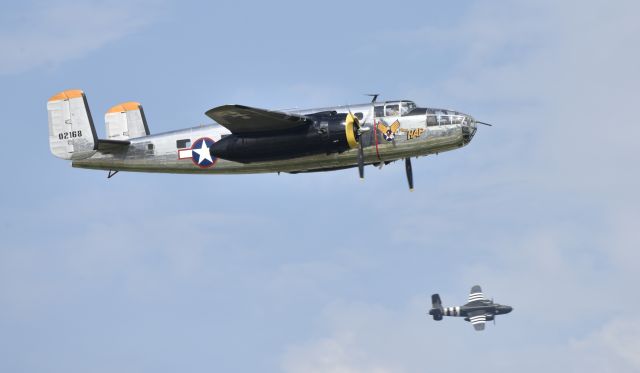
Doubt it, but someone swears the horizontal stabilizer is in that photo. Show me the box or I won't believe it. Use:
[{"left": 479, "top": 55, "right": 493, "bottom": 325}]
[
  {"left": 96, "top": 139, "right": 130, "bottom": 151},
  {"left": 206, "top": 104, "right": 313, "bottom": 134}
]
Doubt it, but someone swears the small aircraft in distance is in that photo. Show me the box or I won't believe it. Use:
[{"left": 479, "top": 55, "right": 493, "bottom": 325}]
[
  {"left": 428, "top": 285, "right": 513, "bottom": 331},
  {"left": 47, "top": 90, "right": 490, "bottom": 189}
]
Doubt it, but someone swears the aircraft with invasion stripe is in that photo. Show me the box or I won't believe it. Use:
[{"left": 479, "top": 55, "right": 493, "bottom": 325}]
[{"left": 428, "top": 285, "right": 513, "bottom": 331}]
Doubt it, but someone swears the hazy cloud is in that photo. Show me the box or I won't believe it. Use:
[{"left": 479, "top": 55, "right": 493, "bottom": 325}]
[{"left": 0, "top": 1, "right": 157, "bottom": 75}]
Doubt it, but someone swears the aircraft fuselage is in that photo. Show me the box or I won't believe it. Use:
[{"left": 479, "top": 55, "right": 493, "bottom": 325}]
[{"left": 71, "top": 100, "right": 478, "bottom": 174}]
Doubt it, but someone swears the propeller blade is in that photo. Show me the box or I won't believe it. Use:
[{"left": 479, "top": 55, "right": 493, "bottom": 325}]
[
  {"left": 347, "top": 108, "right": 366, "bottom": 180},
  {"left": 366, "top": 93, "right": 379, "bottom": 103},
  {"left": 492, "top": 299, "right": 496, "bottom": 325},
  {"left": 405, "top": 158, "right": 414, "bottom": 191},
  {"left": 358, "top": 141, "right": 365, "bottom": 179}
]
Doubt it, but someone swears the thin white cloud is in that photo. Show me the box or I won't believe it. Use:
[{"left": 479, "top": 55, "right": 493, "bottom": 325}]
[
  {"left": 0, "top": 1, "right": 156, "bottom": 75},
  {"left": 570, "top": 317, "right": 640, "bottom": 371},
  {"left": 283, "top": 332, "right": 398, "bottom": 373}
]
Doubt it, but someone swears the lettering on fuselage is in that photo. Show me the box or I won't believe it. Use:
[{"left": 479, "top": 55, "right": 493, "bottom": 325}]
[{"left": 400, "top": 128, "right": 425, "bottom": 140}]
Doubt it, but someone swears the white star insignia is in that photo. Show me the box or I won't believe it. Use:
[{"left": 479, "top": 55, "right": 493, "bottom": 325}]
[{"left": 193, "top": 140, "right": 213, "bottom": 164}]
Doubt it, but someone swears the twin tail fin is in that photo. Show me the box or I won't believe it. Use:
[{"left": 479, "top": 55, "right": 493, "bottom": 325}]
[
  {"left": 47, "top": 90, "right": 99, "bottom": 160},
  {"left": 47, "top": 89, "right": 149, "bottom": 160}
]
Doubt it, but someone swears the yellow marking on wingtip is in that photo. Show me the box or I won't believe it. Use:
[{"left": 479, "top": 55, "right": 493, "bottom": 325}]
[
  {"left": 48, "top": 89, "right": 84, "bottom": 102},
  {"left": 107, "top": 101, "right": 141, "bottom": 114}
]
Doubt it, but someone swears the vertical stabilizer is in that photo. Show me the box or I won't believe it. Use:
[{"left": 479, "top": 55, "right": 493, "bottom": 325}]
[
  {"left": 47, "top": 89, "right": 98, "bottom": 160},
  {"left": 105, "top": 102, "right": 150, "bottom": 140},
  {"left": 430, "top": 294, "right": 444, "bottom": 320}
]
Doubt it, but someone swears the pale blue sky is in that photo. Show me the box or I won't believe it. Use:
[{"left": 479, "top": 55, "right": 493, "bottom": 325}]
[{"left": 1, "top": 0, "right": 639, "bottom": 372}]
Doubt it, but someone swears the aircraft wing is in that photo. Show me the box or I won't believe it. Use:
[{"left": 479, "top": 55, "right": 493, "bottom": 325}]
[
  {"left": 205, "top": 105, "right": 314, "bottom": 134},
  {"left": 468, "top": 285, "right": 485, "bottom": 303},
  {"left": 468, "top": 310, "right": 486, "bottom": 331}
]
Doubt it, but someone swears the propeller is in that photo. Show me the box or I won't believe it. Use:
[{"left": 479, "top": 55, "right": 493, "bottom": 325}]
[
  {"left": 357, "top": 140, "right": 365, "bottom": 179},
  {"left": 346, "top": 109, "right": 369, "bottom": 180},
  {"left": 366, "top": 93, "right": 379, "bottom": 103},
  {"left": 405, "top": 158, "right": 414, "bottom": 191},
  {"left": 492, "top": 298, "right": 496, "bottom": 325}
]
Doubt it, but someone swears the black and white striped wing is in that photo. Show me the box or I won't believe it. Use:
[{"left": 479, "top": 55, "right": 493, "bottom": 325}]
[
  {"left": 468, "top": 311, "right": 486, "bottom": 331},
  {"left": 468, "top": 285, "right": 484, "bottom": 303}
]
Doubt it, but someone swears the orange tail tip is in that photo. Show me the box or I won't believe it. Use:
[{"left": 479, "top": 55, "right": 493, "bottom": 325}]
[
  {"left": 48, "top": 89, "right": 84, "bottom": 102},
  {"left": 105, "top": 101, "right": 149, "bottom": 140},
  {"left": 107, "top": 101, "right": 142, "bottom": 113}
]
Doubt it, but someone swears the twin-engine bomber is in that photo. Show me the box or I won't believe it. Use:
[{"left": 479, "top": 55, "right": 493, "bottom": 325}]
[
  {"left": 47, "top": 90, "right": 490, "bottom": 189},
  {"left": 429, "top": 285, "right": 513, "bottom": 331}
]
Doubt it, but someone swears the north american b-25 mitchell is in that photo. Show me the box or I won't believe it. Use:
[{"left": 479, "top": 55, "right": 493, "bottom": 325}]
[
  {"left": 47, "top": 90, "right": 489, "bottom": 189},
  {"left": 428, "top": 285, "right": 513, "bottom": 331}
]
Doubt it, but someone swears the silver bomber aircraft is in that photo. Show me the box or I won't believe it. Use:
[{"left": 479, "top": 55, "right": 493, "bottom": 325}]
[
  {"left": 428, "top": 285, "right": 513, "bottom": 331},
  {"left": 47, "top": 90, "right": 489, "bottom": 189}
]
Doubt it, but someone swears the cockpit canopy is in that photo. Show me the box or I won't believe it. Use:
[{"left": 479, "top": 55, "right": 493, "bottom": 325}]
[
  {"left": 373, "top": 101, "right": 471, "bottom": 127},
  {"left": 374, "top": 100, "right": 417, "bottom": 117},
  {"left": 424, "top": 108, "right": 469, "bottom": 126}
]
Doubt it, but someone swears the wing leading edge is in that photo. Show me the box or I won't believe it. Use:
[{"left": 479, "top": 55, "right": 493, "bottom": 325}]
[{"left": 206, "top": 105, "right": 314, "bottom": 134}]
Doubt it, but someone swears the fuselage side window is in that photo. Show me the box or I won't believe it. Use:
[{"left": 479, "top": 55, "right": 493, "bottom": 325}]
[
  {"left": 355, "top": 112, "right": 363, "bottom": 120},
  {"left": 176, "top": 139, "right": 191, "bottom": 148},
  {"left": 374, "top": 106, "right": 384, "bottom": 117}
]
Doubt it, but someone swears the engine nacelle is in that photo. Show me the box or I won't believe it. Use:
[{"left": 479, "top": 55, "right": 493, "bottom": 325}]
[{"left": 211, "top": 112, "right": 359, "bottom": 163}]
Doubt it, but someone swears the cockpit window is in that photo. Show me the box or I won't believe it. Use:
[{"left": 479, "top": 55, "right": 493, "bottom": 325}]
[
  {"left": 439, "top": 115, "right": 451, "bottom": 125},
  {"left": 385, "top": 104, "right": 399, "bottom": 116},
  {"left": 426, "top": 115, "right": 438, "bottom": 126},
  {"left": 400, "top": 101, "right": 416, "bottom": 116}
]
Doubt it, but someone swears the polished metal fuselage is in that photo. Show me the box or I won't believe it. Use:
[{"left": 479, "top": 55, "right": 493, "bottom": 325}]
[{"left": 72, "top": 101, "right": 477, "bottom": 174}]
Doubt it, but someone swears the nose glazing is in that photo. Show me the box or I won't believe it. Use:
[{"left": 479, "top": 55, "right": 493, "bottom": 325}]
[{"left": 461, "top": 115, "right": 477, "bottom": 143}]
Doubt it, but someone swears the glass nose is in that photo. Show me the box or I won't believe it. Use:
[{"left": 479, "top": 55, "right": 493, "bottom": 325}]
[
  {"left": 461, "top": 115, "right": 477, "bottom": 143},
  {"left": 465, "top": 115, "right": 476, "bottom": 127}
]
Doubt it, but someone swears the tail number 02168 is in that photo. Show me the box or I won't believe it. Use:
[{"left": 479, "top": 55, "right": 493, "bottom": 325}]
[{"left": 58, "top": 130, "right": 83, "bottom": 140}]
